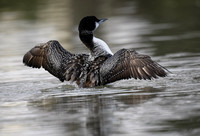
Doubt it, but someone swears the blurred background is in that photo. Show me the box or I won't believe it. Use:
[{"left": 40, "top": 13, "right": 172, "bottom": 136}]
[{"left": 0, "top": 0, "right": 200, "bottom": 136}]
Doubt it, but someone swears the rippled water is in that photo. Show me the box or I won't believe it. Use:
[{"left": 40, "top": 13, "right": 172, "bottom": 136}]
[{"left": 0, "top": 0, "right": 200, "bottom": 136}]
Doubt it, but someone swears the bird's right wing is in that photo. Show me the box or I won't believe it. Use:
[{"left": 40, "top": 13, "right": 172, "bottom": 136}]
[{"left": 99, "top": 49, "right": 168, "bottom": 85}]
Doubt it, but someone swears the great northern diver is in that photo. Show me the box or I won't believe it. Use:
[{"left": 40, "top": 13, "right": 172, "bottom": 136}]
[{"left": 23, "top": 16, "right": 169, "bottom": 87}]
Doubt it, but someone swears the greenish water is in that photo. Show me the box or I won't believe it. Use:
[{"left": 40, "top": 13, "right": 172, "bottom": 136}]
[{"left": 0, "top": 0, "right": 200, "bottom": 136}]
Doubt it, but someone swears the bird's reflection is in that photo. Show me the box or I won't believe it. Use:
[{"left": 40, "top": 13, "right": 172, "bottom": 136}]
[{"left": 29, "top": 86, "right": 164, "bottom": 136}]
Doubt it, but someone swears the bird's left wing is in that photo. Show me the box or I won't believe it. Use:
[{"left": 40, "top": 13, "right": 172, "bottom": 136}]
[
  {"left": 99, "top": 48, "right": 168, "bottom": 85},
  {"left": 23, "top": 40, "right": 89, "bottom": 82}
]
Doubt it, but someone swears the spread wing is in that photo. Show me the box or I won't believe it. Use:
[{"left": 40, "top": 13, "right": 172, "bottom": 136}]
[
  {"left": 23, "top": 40, "right": 89, "bottom": 82},
  {"left": 99, "top": 48, "right": 168, "bottom": 85}
]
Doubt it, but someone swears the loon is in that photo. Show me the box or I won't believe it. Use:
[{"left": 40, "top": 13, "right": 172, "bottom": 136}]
[{"left": 23, "top": 16, "right": 169, "bottom": 88}]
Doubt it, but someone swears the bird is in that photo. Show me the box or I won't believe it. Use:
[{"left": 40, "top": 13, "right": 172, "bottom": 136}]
[{"left": 23, "top": 16, "right": 169, "bottom": 88}]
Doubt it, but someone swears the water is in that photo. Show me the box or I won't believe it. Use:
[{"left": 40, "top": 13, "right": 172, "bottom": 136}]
[{"left": 0, "top": 0, "right": 200, "bottom": 136}]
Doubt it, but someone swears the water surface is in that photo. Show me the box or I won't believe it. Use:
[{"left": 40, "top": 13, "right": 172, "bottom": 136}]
[{"left": 0, "top": 0, "right": 200, "bottom": 136}]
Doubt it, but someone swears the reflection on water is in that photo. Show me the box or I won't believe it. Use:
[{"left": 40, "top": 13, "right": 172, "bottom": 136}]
[
  {"left": 30, "top": 87, "right": 159, "bottom": 136},
  {"left": 0, "top": 0, "right": 200, "bottom": 136},
  {"left": 134, "top": 0, "right": 200, "bottom": 55}
]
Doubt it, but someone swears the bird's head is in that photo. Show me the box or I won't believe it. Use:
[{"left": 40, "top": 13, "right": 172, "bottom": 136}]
[{"left": 78, "top": 16, "right": 107, "bottom": 33}]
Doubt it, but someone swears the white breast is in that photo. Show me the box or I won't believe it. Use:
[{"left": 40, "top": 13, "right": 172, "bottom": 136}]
[{"left": 93, "top": 37, "right": 113, "bottom": 55}]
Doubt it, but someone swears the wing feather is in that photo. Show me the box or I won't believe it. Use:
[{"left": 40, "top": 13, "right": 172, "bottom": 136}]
[
  {"left": 23, "top": 41, "right": 169, "bottom": 87},
  {"left": 23, "top": 40, "right": 88, "bottom": 82},
  {"left": 100, "top": 49, "right": 168, "bottom": 85}
]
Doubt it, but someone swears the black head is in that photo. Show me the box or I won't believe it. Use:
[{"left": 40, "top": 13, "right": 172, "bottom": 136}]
[{"left": 78, "top": 16, "right": 107, "bottom": 32}]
